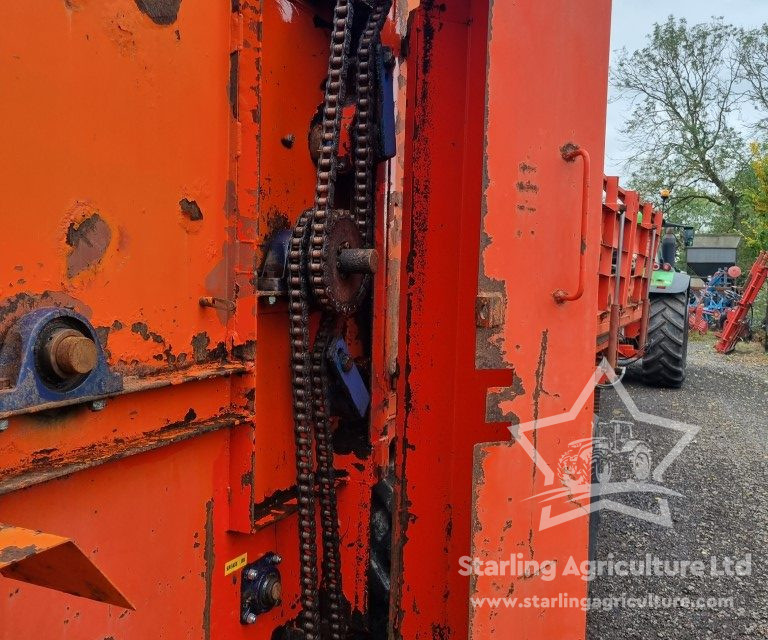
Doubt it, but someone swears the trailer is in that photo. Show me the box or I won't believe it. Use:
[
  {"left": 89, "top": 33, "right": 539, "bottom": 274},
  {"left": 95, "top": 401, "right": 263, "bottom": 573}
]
[
  {"left": 0, "top": 1, "right": 614, "bottom": 638},
  {"left": 596, "top": 181, "right": 691, "bottom": 387}
]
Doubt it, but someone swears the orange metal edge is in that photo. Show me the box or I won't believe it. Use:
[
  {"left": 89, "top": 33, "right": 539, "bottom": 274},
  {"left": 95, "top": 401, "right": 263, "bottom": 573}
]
[{"left": 0, "top": 524, "right": 133, "bottom": 610}]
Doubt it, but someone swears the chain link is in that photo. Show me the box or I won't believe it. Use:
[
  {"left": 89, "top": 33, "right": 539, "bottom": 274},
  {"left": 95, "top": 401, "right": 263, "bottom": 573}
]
[{"left": 287, "top": 1, "right": 391, "bottom": 637}]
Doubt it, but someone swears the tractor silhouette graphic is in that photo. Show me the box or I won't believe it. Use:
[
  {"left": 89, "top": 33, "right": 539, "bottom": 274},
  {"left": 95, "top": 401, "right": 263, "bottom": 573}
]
[{"left": 558, "top": 420, "right": 652, "bottom": 487}]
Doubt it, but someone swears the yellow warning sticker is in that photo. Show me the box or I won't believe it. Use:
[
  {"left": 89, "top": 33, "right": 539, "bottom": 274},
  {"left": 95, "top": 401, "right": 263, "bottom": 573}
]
[{"left": 224, "top": 553, "right": 248, "bottom": 576}]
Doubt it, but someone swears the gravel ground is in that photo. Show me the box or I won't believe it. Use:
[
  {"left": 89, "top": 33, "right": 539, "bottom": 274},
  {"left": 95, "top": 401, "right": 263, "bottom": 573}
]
[{"left": 587, "top": 337, "right": 768, "bottom": 639}]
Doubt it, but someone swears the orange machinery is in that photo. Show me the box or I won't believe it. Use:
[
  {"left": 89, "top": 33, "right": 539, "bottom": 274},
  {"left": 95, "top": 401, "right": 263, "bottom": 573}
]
[
  {"left": 596, "top": 179, "right": 664, "bottom": 368},
  {"left": 0, "top": 1, "right": 612, "bottom": 638}
]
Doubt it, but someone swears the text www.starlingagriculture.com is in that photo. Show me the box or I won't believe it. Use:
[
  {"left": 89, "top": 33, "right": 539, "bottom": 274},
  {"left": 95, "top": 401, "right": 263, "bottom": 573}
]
[{"left": 470, "top": 593, "right": 734, "bottom": 612}]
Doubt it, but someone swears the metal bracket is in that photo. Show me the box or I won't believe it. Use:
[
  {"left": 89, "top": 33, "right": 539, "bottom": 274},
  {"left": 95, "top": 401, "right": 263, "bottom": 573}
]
[
  {"left": 240, "top": 552, "right": 283, "bottom": 624},
  {"left": 256, "top": 229, "right": 293, "bottom": 296},
  {"left": 0, "top": 308, "right": 122, "bottom": 416},
  {"left": 377, "top": 45, "right": 396, "bottom": 160},
  {"left": 327, "top": 336, "right": 370, "bottom": 419},
  {"left": 0, "top": 524, "right": 133, "bottom": 609}
]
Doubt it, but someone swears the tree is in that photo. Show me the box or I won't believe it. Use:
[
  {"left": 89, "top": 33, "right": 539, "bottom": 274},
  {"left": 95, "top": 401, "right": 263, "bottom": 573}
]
[
  {"left": 745, "top": 142, "right": 768, "bottom": 249},
  {"left": 744, "top": 143, "right": 768, "bottom": 337},
  {"left": 613, "top": 17, "right": 749, "bottom": 229},
  {"left": 739, "top": 25, "right": 768, "bottom": 134}
]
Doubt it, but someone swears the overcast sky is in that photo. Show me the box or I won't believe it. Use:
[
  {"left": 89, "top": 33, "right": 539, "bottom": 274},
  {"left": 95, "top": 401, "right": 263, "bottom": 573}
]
[{"left": 605, "top": 0, "right": 768, "bottom": 176}]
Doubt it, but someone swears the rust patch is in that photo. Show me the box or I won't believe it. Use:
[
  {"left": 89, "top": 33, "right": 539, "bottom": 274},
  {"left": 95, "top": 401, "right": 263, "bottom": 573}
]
[
  {"left": 191, "top": 332, "right": 228, "bottom": 365},
  {"left": 180, "top": 198, "right": 203, "bottom": 221},
  {"left": 515, "top": 180, "right": 538, "bottom": 193},
  {"left": 531, "top": 330, "right": 549, "bottom": 483},
  {"left": 484, "top": 378, "right": 524, "bottom": 423},
  {"left": 223, "top": 180, "right": 237, "bottom": 217},
  {"left": 232, "top": 340, "right": 256, "bottom": 361},
  {"left": 134, "top": 0, "right": 182, "bottom": 25},
  {"left": 66, "top": 214, "right": 112, "bottom": 278},
  {"left": 475, "top": 292, "right": 505, "bottom": 328},
  {"left": 243, "top": 388, "right": 255, "bottom": 412},
  {"left": 130, "top": 322, "right": 164, "bottom": 344},
  {"left": 192, "top": 333, "right": 210, "bottom": 362},
  {"left": 0, "top": 545, "right": 38, "bottom": 564},
  {"left": 532, "top": 330, "right": 549, "bottom": 419},
  {"left": 202, "top": 499, "right": 214, "bottom": 640}
]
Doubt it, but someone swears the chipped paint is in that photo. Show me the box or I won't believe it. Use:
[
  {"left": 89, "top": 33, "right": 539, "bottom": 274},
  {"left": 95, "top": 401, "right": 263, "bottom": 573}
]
[
  {"left": 134, "top": 0, "right": 182, "bottom": 26},
  {"left": 66, "top": 214, "right": 112, "bottom": 279},
  {"left": 202, "top": 499, "right": 214, "bottom": 640},
  {"left": 180, "top": 198, "right": 204, "bottom": 221}
]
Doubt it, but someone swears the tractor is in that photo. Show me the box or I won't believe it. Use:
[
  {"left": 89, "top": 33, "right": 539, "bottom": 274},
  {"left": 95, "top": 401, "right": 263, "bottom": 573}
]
[{"left": 642, "top": 222, "right": 694, "bottom": 387}]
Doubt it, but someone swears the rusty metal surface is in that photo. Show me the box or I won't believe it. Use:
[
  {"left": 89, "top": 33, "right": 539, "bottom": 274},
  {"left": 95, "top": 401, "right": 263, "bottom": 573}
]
[
  {"left": 0, "top": 0, "right": 624, "bottom": 638},
  {"left": 392, "top": 1, "right": 613, "bottom": 639},
  {"left": 0, "top": 524, "right": 132, "bottom": 609},
  {"left": 467, "top": 2, "right": 612, "bottom": 636},
  {"left": 0, "top": 0, "right": 404, "bottom": 637}
]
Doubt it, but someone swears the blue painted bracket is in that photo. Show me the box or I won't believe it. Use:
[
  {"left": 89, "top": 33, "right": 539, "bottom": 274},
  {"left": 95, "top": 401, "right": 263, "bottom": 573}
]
[
  {"left": 327, "top": 337, "right": 370, "bottom": 419},
  {"left": 256, "top": 228, "right": 293, "bottom": 294},
  {"left": 377, "top": 45, "right": 396, "bottom": 161},
  {"left": 0, "top": 308, "right": 123, "bottom": 414}
]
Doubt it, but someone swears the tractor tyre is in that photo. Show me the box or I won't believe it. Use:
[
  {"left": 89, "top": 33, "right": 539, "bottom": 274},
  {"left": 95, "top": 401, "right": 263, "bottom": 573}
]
[
  {"left": 642, "top": 290, "right": 689, "bottom": 388},
  {"left": 368, "top": 476, "right": 393, "bottom": 640}
]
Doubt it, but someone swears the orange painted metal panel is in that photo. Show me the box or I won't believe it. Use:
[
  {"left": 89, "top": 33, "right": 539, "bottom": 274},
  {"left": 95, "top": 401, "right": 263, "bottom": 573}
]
[
  {"left": 0, "top": 1, "right": 620, "bottom": 639},
  {"left": 392, "top": 1, "right": 612, "bottom": 639},
  {"left": 0, "top": 0, "right": 405, "bottom": 637},
  {"left": 0, "top": 1, "right": 234, "bottom": 370},
  {"left": 469, "top": 2, "right": 611, "bottom": 637}
]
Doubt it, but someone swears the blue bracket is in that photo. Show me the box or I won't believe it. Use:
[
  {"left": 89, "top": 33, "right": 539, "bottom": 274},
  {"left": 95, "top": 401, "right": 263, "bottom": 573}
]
[
  {"left": 0, "top": 308, "right": 123, "bottom": 415},
  {"left": 240, "top": 552, "right": 282, "bottom": 623},
  {"left": 327, "top": 337, "right": 370, "bottom": 419},
  {"left": 377, "top": 46, "right": 396, "bottom": 161},
  {"left": 256, "top": 228, "right": 293, "bottom": 294}
]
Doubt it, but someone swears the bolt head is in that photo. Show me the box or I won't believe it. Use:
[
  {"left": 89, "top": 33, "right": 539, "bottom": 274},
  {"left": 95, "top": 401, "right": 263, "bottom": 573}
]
[
  {"left": 244, "top": 612, "right": 257, "bottom": 624},
  {"left": 0, "top": 419, "right": 9, "bottom": 432},
  {"left": 90, "top": 399, "right": 107, "bottom": 411},
  {"left": 244, "top": 568, "right": 258, "bottom": 581}
]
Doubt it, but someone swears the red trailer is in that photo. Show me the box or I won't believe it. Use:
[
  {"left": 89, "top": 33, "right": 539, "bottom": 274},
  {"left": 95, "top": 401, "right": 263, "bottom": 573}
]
[{"left": 0, "top": 1, "right": 613, "bottom": 638}]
